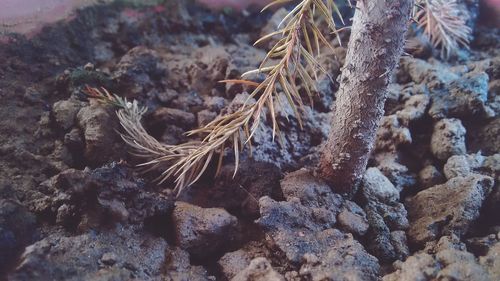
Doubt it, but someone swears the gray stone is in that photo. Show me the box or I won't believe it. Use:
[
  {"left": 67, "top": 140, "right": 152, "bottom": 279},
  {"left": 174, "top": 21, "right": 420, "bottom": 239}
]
[
  {"left": 407, "top": 175, "right": 494, "bottom": 245},
  {"left": 150, "top": 107, "right": 196, "bottom": 129},
  {"left": 9, "top": 226, "right": 169, "bottom": 281},
  {"left": 361, "top": 168, "right": 400, "bottom": 204},
  {"left": 298, "top": 230, "right": 380, "bottom": 281},
  {"left": 375, "top": 115, "right": 412, "bottom": 152},
  {"left": 192, "top": 160, "right": 282, "bottom": 219},
  {"left": 52, "top": 99, "right": 84, "bottom": 130},
  {"left": 364, "top": 201, "right": 409, "bottom": 262},
  {"left": 374, "top": 152, "right": 417, "bottom": 192},
  {"left": 112, "top": 46, "right": 166, "bottom": 97},
  {"left": 218, "top": 241, "right": 269, "bottom": 280},
  {"left": 430, "top": 118, "right": 466, "bottom": 161},
  {"left": 429, "top": 71, "right": 489, "bottom": 119},
  {"left": 0, "top": 200, "right": 37, "bottom": 273},
  {"left": 479, "top": 241, "right": 500, "bottom": 281},
  {"left": 257, "top": 196, "right": 380, "bottom": 279},
  {"left": 76, "top": 105, "right": 116, "bottom": 166},
  {"left": 383, "top": 235, "right": 490, "bottom": 281},
  {"left": 468, "top": 117, "right": 500, "bottom": 155},
  {"left": 172, "top": 202, "right": 239, "bottom": 259},
  {"left": 396, "top": 94, "right": 430, "bottom": 126},
  {"left": 197, "top": 109, "right": 217, "bottom": 127},
  {"left": 444, "top": 153, "right": 500, "bottom": 180},
  {"left": 165, "top": 248, "right": 213, "bottom": 281},
  {"left": 232, "top": 257, "right": 284, "bottom": 281},
  {"left": 26, "top": 164, "right": 174, "bottom": 230},
  {"left": 390, "top": 231, "right": 410, "bottom": 261},
  {"left": 337, "top": 200, "right": 369, "bottom": 236},
  {"left": 280, "top": 169, "right": 343, "bottom": 211},
  {"left": 418, "top": 165, "right": 445, "bottom": 190}
]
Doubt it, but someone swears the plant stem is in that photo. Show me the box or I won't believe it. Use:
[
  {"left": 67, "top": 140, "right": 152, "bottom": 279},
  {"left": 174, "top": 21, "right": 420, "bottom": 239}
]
[{"left": 317, "top": 0, "right": 413, "bottom": 195}]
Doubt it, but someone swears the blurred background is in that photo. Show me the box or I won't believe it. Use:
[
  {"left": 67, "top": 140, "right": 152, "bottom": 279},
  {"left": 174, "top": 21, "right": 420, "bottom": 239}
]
[{"left": 0, "top": 0, "right": 499, "bottom": 36}]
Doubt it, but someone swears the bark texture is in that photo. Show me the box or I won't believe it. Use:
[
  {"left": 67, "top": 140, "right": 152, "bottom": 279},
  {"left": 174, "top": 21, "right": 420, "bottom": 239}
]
[{"left": 317, "top": 0, "right": 413, "bottom": 194}]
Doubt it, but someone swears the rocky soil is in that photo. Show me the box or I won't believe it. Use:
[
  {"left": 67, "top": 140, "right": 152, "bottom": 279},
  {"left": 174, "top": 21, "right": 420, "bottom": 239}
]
[{"left": 0, "top": 1, "right": 499, "bottom": 280}]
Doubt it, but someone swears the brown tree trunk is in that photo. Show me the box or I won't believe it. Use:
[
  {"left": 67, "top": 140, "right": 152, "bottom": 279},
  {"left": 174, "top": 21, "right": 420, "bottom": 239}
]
[{"left": 317, "top": 0, "right": 413, "bottom": 194}]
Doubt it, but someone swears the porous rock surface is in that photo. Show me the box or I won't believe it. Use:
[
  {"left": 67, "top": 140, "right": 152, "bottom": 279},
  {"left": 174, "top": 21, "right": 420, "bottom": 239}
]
[
  {"left": 172, "top": 201, "right": 239, "bottom": 259},
  {"left": 9, "top": 226, "right": 171, "bottom": 281},
  {"left": 383, "top": 235, "right": 497, "bottom": 281},
  {"left": 25, "top": 163, "right": 174, "bottom": 230},
  {"left": 0, "top": 1, "right": 498, "bottom": 280},
  {"left": 360, "top": 168, "right": 410, "bottom": 262},
  {"left": 407, "top": 175, "right": 494, "bottom": 245},
  {"left": 232, "top": 257, "right": 284, "bottom": 281},
  {"left": 257, "top": 170, "right": 380, "bottom": 280},
  {"left": 0, "top": 200, "right": 37, "bottom": 274},
  {"left": 430, "top": 118, "right": 467, "bottom": 161}
]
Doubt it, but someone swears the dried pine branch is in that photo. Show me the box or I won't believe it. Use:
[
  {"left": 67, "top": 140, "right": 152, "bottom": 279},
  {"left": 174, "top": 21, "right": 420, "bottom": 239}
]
[
  {"left": 415, "top": 0, "right": 471, "bottom": 58},
  {"left": 85, "top": 0, "right": 344, "bottom": 195}
]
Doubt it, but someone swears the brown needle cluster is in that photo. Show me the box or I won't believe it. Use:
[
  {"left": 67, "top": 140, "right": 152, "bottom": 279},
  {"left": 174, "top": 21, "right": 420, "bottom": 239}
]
[
  {"left": 85, "top": 0, "right": 344, "bottom": 195},
  {"left": 415, "top": 0, "right": 472, "bottom": 58}
]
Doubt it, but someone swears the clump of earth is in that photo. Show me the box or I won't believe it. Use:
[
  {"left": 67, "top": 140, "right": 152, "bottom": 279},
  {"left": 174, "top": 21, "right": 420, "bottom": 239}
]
[{"left": 0, "top": 1, "right": 499, "bottom": 280}]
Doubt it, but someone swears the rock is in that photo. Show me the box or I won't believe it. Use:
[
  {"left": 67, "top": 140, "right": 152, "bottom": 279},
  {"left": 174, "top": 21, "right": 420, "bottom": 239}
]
[
  {"left": 390, "top": 231, "right": 410, "bottom": 261},
  {"left": 374, "top": 152, "right": 417, "bottom": 192},
  {"left": 150, "top": 107, "right": 196, "bottom": 130},
  {"left": 9, "top": 226, "right": 169, "bottom": 280},
  {"left": 160, "top": 124, "right": 186, "bottom": 145},
  {"left": 418, "top": 165, "right": 445, "bottom": 190},
  {"left": 479, "top": 241, "right": 500, "bottom": 281},
  {"left": 257, "top": 196, "right": 380, "bottom": 278},
  {"left": 191, "top": 160, "right": 282, "bottom": 218},
  {"left": 171, "top": 91, "right": 204, "bottom": 112},
  {"left": 258, "top": 8, "right": 289, "bottom": 49},
  {"left": 364, "top": 201, "right": 409, "bottom": 262},
  {"left": 218, "top": 241, "right": 270, "bottom": 280},
  {"left": 467, "top": 233, "right": 499, "bottom": 256},
  {"left": 52, "top": 99, "right": 84, "bottom": 131},
  {"left": 76, "top": 105, "right": 116, "bottom": 166},
  {"left": 63, "top": 127, "right": 84, "bottom": 154},
  {"left": 429, "top": 71, "right": 489, "bottom": 119},
  {"left": 337, "top": 200, "right": 369, "bottom": 236},
  {"left": 375, "top": 115, "right": 412, "bottom": 152},
  {"left": 112, "top": 46, "right": 166, "bottom": 97},
  {"left": 189, "top": 47, "right": 231, "bottom": 96},
  {"left": 204, "top": 96, "right": 227, "bottom": 113},
  {"left": 165, "top": 248, "right": 214, "bottom": 281},
  {"left": 172, "top": 202, "right": 239, "bottom": 259},
  {"left": 232, "top": 257, "right": 284, "bottom": 281},
  {"left": 156, "top": 88, "right": 178, "bottom": 104},
  {"left": 197, "top": 109, "right": 217, "bottom": 127},
  {"left": 100, "top": 252, "right": 118, "bottom": 266},
  {"left": 430, "top": 118, "right": 466, "bottom": 161},
  {"left": 0, "top": 200, "right": 37, "bottom": 274},
  {"left": 26, "top": 163, "right": 174, "bottom": 231},
  {"left": 444, "top": 153, "right": 500, "bottom": 180},
  {"left": 443, "top": 153, "right": 500, "bottom": 224},
  {"left": 468, "top": 117, "right": 500, "bottom": 155},
  {"left": 298, "top": 230, "right": 380, "bottom": 281},
  {"left": 400, "top": 57, "right": 458, "bottom": 86},
  {"left": 258, "top": 196, "right": 336, "bottom": 264},
  {"left": 396, "top": 94, "right": 430, "bottom": 126},
  {"left": 383, "top": 235, "right": 490, "bottom": 281},
  {"left": 280, "top": 169, "right": 343, "bottom": 212},
  {"left": 407, "top": 175, "right": 494, "bottom": 246},
  {"left": 361, "top": 167, "right": 400, "bottom": 204}
]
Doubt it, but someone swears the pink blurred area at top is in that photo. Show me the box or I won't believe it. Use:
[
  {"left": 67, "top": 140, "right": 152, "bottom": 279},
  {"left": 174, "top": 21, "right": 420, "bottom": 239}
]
[
  {"left": 196, "top": 0, "right": 272, "bottom": 10},
  {"left": 0, "top": 0, "right": 272, "bottom": 36},
  {"left": 0, "top": 0, "right": 94, "bottom": 35},
  {"left": 488, "top": 0, "right": 500, "bottom": 5},
  {"left": 0, "top": 0, "right": 498, "bottom": 38}
]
